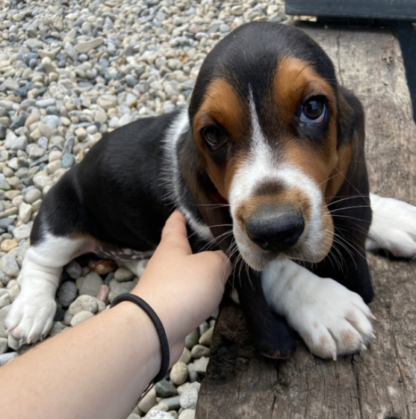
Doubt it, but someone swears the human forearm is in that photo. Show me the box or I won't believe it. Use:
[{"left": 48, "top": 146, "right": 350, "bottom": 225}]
[
  {"left": 0, "top": 211, "right": 230, "bottom": 419},
  {"left": 0, "top": 302, "right": 161, "bottom": 419}
]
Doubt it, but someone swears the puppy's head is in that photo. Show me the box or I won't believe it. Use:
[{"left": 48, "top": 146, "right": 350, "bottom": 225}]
[{"left": 188, "top": 23, "right": 356, "bottom": 271}]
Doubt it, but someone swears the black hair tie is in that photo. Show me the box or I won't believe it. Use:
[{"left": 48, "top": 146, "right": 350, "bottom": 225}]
[{"left": 110, "top": 293, "right": 170, "bottom": 385}]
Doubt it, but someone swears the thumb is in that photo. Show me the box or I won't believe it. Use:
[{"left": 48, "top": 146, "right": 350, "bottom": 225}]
[{"left": 158, "top": 210, "right": 192, "bottom": 255}]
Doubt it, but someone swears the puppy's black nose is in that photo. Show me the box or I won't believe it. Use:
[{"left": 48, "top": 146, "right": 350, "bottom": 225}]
[{"left": 245, "top": 206, "right": 305, "bottom": 252}]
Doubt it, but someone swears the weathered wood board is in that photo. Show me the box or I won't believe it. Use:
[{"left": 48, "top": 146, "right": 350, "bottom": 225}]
[
  {"left": 196, "top": 25, "right": 416, "bottom": 419},
  {"left": 285, "top": 0, "right": 416, "bottom": 21}
]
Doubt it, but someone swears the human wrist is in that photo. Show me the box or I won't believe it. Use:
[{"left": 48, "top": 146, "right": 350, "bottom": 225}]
[
  {"left": 111, "top": 293, "right": 170, "bottom": 381},
  {"left": 128, "top": 287, "right": 186, "bottom": 363},
  {"left": 110, "top": 300, "right": 163, "bottom": 377}
]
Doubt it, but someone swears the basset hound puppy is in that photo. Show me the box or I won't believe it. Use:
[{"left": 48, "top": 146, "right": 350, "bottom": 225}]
[{"left": 5, "top": 22, "right": 416, "bottom": 359}]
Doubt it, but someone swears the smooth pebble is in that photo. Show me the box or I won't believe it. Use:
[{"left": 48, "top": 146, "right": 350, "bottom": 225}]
[
  {"left": 70, "top": 310, "right": 94, "bottom": 326},
  {"left": 170, "top": 362, "right": 188, "bottom": 386},
  {"left": 138, "top": 387, "right": 157, "bottom": 414}
]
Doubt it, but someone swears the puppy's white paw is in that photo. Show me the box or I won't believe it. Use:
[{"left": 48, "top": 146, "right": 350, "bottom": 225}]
[
  {"left": 287, "top": 279, "right": 374, "bottom": 359},
  {"left": 262, "top": 259, "right": 374, "bottom": 360},
  {"left": 5, "top": 292, "right": 56, "bottom": 344},
  {"left": 368, "top": 193, "right": 416, "bottom": 259},
  {"left": 3, "top": 235, "right": 86, "bottom": 345}
]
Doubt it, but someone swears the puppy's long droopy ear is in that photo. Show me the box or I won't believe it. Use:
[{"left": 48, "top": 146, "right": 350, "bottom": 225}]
[
  {"left": 314, "top": 86, "right": 374, "bottom": 303},
  {"left": 178, "top": 130, "right": 234, "bottom": 254},
  {"left": 178, "top": 130, "right": 296, "bottom": 359}
]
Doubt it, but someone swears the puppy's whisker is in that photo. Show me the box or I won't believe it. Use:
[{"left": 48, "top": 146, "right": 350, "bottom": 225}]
[
  {"left": 316, "top": 172, "right": 344, "bottom": 188},
  {"left": 325, "top": 213, "right": 367, "bottom": 223},
  {"left": 186, "top": 230, "right": 204, "bottom": 241},
  {"left": 324, "top": 248, "right": 336, "bottom": 271},
  {"left": 228, "top": 246, "right": 240, "bottom": 266},
  {"left": 334, "top": 225, "right": 370, "bottom": 241},
  {"left": 329, "top": 205, "right": 371, "bottom": 213},
  {"left": 323, "top": 214, "right": 371, "bottom": 236},
  {"left": 238, "top": 257, "right": 245, "bottom": 288},
  {"left": 332, "top": 231, "right": 367, "bottom": 263},
  {"left": 196, "top": 203, "right": 230, "bottom": 208},
  {"left": 186, "top": 223, "right": 233, "bottom": 241},
  {"left": 332, "top": 232, "right": 356, "bottom": 257},
  {"left": 323, "top": 234, "right": 341, "bottom": 269},
  {"left": 333, "top": 167, "right": 369, "bottom": 203},
  {"left": 245, "top": 261, "right": 251, "bottom": 284},
  {"left": 221, "top": 254, "right": 232, "bottom": 284},
  {"left": 247, "top": 266, "right": 255, "bottom": 292},
  {"left": 329, "top": 239, "right": 347, "bottom": 270},
  {"left": 229, "top": 252, "right": 239, "bottom": 289},
  {"left": 227, "top": 246, "right": 238, "bottom": 278},
  {"left": 331, "top": 237, "right": 356, "bottom": 268},
  {"left": 226, "top": 241, "right": 238, "bottom": 259},
  {"left": 199, "top": 230, "right": 234, "bottom": 252},
  {"left": 322, "top": 229, "right": 344, "bottom": 270},
  {"left": 327, "top": 195, "right": 372, "bottom": 207},
  {"left": 230, "top": 249, "right": 242, "bottom": 288}
]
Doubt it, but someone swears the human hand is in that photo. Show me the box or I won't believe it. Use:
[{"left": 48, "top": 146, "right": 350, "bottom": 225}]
[{"left": 131, "top": 210, "right": 231, "bottom": 364}]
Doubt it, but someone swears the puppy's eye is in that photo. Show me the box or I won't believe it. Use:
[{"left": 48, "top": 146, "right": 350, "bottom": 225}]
[
  {"left": 201, "top": 126, "right": 227, "bottom": 150},
  {"left": 300, "top": 98, "right": 326, "bottom": 123}
]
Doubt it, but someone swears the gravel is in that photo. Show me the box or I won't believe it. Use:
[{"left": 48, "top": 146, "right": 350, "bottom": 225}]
[
  {"left": 185, "top": 325, "right": 201, "bottom": 348},
  {"left": 114, "top": 266, "right": 135, "bottom": 282},
  {"left": 198, "top": 326, "right": 213, "bottom": 346},
  {"left": 138, "top": 387, "right": 157, "bottom": 414},
  {"left": 179, "top": 383, "right": 200, "bottom": 410},
  {"left": 156, "top": 379, "right": 178, "bottom": 398},
  {"left": 57, "top": 280, "right": 78, "bottom": 307},
  {"left": 0, "top": 0, "right": 294, "bottom": 416},
  {"left": 70, "top": 310, "right": 94, "bottom": 326},
  {"left": 170, "top": 361, "right": 189, "bottom": 386},
  {"left": 79, "top": 272, "right": 104, "bottom": 296}
]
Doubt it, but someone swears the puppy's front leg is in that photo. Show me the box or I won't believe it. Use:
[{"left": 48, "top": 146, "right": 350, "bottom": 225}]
[
  {"left": 262, "top": 259, "right": 375, "bottom": 359},
  {"left": 233, "top": 268, "right": 296, "bottom": 359},
  {"left": 5, "top": 234, "right": 87, "bottom": 344},
  {"left": 367, "top": 193, "right": 416, "bottom": 258}
]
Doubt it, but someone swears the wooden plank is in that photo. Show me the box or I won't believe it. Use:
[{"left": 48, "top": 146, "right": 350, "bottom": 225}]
[
  {"left": 196, "top": 25, "right": 416, "bottom": 419},
  {"left": 394, "top": 23, "right": 416, "bottom": 125},
  {"left": 285, "top": 0, "right": 416, "bottom": 21}
]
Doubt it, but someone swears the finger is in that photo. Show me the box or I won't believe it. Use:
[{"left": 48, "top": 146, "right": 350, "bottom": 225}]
[
  {"left": 193, "top": 250, "right": 232, "bottom": 286},
  {"left": 159, "top": 210, "right": 192, "bottom": 254},
  {"left": 212, "top": 250, "right": 232, "bottom": 281}
]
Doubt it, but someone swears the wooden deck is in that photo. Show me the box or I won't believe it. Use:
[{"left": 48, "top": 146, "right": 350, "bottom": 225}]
[
  {"left": 196, "top": 24, "right": 416, "bottom": 419},
  {"left": 285, "top": 0, "right": 416, "bottom": 21}
]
